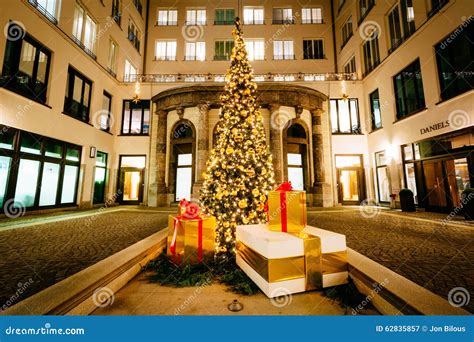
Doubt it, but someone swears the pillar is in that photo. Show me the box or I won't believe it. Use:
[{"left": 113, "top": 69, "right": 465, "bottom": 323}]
[
  {"left": 269, "top": 103, "right": 283, "bottom": 184},
  {"left": 311, "top": 108, "right": 331, "bottom": 207},
  {"left": 155, "top": 108, "right": 168, "bottom": 206},
  {"left": 192, "top": 102, "right": 210, "bottom": 197}
]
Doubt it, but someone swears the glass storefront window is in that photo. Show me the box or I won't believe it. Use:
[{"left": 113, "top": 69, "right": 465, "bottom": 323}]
[
  {"left": 375, "top": 151, "right": 390, "bottom": 203},
  {"left": 39, "top": 162, "right": 60, "bottom": 206},
  {"left": 121, "top": 156, "right": 146, "bottom": 168},
  {"left": 0, "top": 156, "right": 11, "bottom": 207},
  {"left": 94, "top": 151, "right": 108, "bottom": 204},
  {"left": 61, "top": 165, "right": 79, "bottom": 203},
  {"left": 20, "top": 134, "right": 41, "bottom": 155},
  {"left": 44, "top": 140, "right": 63, "bottom": 158},
  {"left": 0, "top": 128, "right": 15, "bottom": 150},
  {"left": 14, "top": 159, "right": 40, "bottom": 207},
  {"left": 404, "top": 163, "right": 418, "bottom": 204},
  {"left": 335, "top": 155, "right": 361, "bottom": 168},
  {"left": 403, "top": 145, "right": 413, "bottom": 161},
  {"left": 66, "top": 147, "right": 80, "bottom": 162}
]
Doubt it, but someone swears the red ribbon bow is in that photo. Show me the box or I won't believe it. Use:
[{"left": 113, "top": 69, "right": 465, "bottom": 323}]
[{"left": 276, "top": 181, "right": 293, "bottom": 192}]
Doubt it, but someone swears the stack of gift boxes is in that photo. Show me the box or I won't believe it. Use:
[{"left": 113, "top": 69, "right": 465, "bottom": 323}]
[
  {"left": 236, "top": 182, "right": 349, "bottom": 298},
  {"left": 166, "top": 184, "right": 348, "bottom": 299}
]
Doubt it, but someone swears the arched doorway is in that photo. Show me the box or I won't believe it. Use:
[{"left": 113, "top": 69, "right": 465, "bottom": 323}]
[
  {"left": 169, "top": 120, "right": 196, "bottom": 201},
  {"left": 283, "top": 121, "right": 310, "bottom": 191}
]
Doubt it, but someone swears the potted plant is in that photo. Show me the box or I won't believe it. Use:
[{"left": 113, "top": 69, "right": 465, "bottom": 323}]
[
  {"left": 399, "top": 189, "right": 416, "bottom": 212},
  {"left": 462, "top": 188, "right": 474, "bottom": 221}
]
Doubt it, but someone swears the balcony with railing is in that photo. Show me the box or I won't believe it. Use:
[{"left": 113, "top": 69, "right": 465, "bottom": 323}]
[
  {"left": 124, "top": 72, "right": 359, "bottom": 83},
  {"left": 71, "top": 36, "right": 96, "bottom": 60}
]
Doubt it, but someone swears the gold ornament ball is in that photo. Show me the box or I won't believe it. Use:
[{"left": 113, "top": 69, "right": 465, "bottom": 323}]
[
  {"left": 252, "top": 188, "right": 260, "bottom": 197},
  {"left": 226, "top": 147, "right": 234, "bottom": 154},
  {"left": 238, "top": 199, "right": 248, "bottom": 209},
  {"left": 242, "top": 216, "right": 249, "bottom": 224},
  {"left": 259, "top": 194, "right": 267, "bottom": 202},
  {"left": 223, "top": 221, "right": 230, "bottom": 228}
]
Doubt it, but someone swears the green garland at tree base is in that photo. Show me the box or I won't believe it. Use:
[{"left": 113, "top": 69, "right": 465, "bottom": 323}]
[{"left": 144, "top": 253, "right": 261, "bottom": 295}]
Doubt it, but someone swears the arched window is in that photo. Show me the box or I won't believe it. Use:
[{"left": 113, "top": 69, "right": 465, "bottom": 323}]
[
  {"left": 284, "top": 121, "right": 309, "bottom": 191},
  {"left": 169, "top": 120, "right": 196, "bottom": 201}
]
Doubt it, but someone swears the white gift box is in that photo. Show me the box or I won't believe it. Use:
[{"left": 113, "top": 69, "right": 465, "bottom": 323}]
[{"left": 236, "top": 224, "right": 348, "bottom": 298}]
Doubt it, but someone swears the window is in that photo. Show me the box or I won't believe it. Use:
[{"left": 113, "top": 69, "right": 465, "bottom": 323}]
[
  {"left": 100, "top": 91, "right": 112, "bottom": 132},
  {"left": 107, "top": 40, "right": 118, "bottom": 76},
  {"left": 427, "top": 0, "right": 449, "bottom": 18},
  {"left": 362, "top": 35, "right": 380, "bottom": 75},
  {"left": 72, "top": 3, "right": 97, "bottom": 58},
  {"left": 28, "top": 0, "right": 60, "bottom": 24},
  {"left": 344, "top": 56, "right": 356, "bottom": 74},
  {"left": 185, "top": 42, "right": 205, "bottom": 61},
  {"left": 111, "top": 0, "right": 121, "bottom": 25},
  {"left": 157, "top": 9, "right": 178, "bottom": 25},
  {"left": 215, "top": 9, "right": 235, "bottom": 25},
  {"left": 330, "top": 99, "right": 361, "bottom": 134},
  {"left": 273, "top": 8, "right": 294, "bottom": 24},
  {"left": 63, "top": 67, "right": 92, "bottom": 123},
  {"left": 287, "top": 154, "right": 304, "bottom": 190},
  {"left": 128, "top": 20, "right": 140, "bottom": 51},
  {"left": 369, "top": 89, "right": 382, "bottom": 130},
  {"left": 245, "top": 39, "right": 265, "bottom": 60},
  {"left": 214, "top": 40, "right": 234, "bottom": 60},
  {"left": 301, "top": 8, "right": 322, "bottom": 24},
  {"left": 243, "top": 7, "right": 264, "bottom": 25},
  {"left": 303, "top": 39, "right": 324, "bottom": 59},
  {"left": 341, "top": 16, "right": 353, "bottom": 48},
  {"left": 133, "top": 0, "right": 142, "bottom": 15},
  {"left": 93, "top": 151, "right": 108, "bottom": 204},
  {"left": 1, "top": 24, "right": 51, "bottom": 103},
  {"left": 387, "top": 1, "right": 415, "bottom": 53},
  {"left": 155, "top": 40, "right": 177, "bottom": 61},
  {"left": 375, "top": 151, "right": 390, "bottom": 202},
  {"left": 393, "top": 59, "right": 425, "bottom": 119},
  {"left": 124, "top": 59, "right": 137, "bottom": 82},
  {"left": 273, "top": 40, "right": 294, "bottom": 60},
  {"left": 402, "top": 144, "right": 419, "bottom": 204},
  {"left": 186, "top": 9, "right": 206, "bottom": 25},
  {"left": 435, "top": 20, "right": 474, "bottom": 101},
  {"left": 121, "top": 100, "right": 150, "bottom": 135},
  {"left": 359, "top": 0, "right": 375, "bottom": 22},
  {"left": 0, "top": 126, "right": 81, "bottom": 211},
  {"left": 175, "top": 153, "right": 193, "bottom": 201}
]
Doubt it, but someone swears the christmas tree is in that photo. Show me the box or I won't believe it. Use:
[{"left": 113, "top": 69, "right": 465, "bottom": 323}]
[{"left": 200, "top": 18, "right": 275, "bottom": 257}]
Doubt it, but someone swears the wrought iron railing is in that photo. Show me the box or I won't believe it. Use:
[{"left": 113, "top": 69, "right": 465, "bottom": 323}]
[{"left": 124, "top": 72, "right": 359, "bottom": 83}]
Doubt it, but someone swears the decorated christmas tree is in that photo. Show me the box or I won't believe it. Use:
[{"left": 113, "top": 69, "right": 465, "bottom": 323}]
[{"left": 200, "top": 18, "right": 275, "bottom": 257}]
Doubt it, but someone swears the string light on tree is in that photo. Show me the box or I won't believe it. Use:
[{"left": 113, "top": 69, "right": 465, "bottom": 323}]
[{"left": 200, "top": 18, "right": 275, "bottom": 257}]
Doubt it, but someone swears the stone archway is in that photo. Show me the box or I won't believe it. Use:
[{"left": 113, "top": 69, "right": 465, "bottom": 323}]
[{"left": 148, "top": 84, "right": 331, "bottom": 207}]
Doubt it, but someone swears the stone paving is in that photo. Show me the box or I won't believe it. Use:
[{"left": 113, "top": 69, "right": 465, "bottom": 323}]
[
  {"left": 307, "top": 208, "right": 474, "bottom": 313},
  {"left": 0, "top": 208, "right": 168, "bottom": 309},
  {"left": 0, "top": 206, "right": 472, "bottom": 313}
]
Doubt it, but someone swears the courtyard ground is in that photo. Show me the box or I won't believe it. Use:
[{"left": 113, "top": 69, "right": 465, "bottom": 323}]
[{"left": 0, "top": 206, "right": 472, "bottom": 313}]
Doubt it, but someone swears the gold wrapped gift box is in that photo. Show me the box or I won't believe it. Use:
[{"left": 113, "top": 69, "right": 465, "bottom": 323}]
[
  {"left": 267, "top": 190, "right": 307, "bottom": 233},
  {"left": 236, "top": 224, "right": 348, "bottom": 298},
  {"left": 167, "top": 214, "right": 216, "bottom": 264}
]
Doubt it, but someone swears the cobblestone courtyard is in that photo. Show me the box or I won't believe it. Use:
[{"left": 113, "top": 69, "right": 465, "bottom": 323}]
[
  {"left": 308, "top": 208, "right": 474, "bottom": 313},
  {"left": 0, "top": 207, "right": 472, "bottom": 313}
]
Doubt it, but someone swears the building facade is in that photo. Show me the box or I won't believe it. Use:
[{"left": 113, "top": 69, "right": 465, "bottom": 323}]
[{"left": 0, "top": 0, "right": 472, "bottom": 214}]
